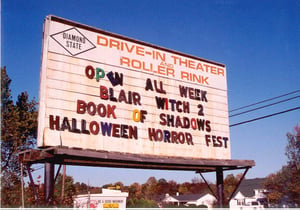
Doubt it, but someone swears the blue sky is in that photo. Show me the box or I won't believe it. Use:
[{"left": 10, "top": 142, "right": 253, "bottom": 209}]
[{"left": 2, "top": 0, "right": 300, "bottom": 186}]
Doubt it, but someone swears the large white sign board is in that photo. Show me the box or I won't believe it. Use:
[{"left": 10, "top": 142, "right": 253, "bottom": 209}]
[{"left": 38, "top": 16, "right": 231, "bottom": 159}]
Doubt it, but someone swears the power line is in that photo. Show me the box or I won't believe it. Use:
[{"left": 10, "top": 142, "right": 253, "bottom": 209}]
[
  {"left": 230, "top": 106, "right": 300, "bottom": 127},
  {"left": 230, "top": 90, "right": 300, "bottom": 113},
  {"left": 229, "top": 95, "right": 300, "bottom": 117}
]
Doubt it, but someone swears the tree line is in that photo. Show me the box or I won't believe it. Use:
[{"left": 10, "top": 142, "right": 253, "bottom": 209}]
[
  {"left": 2, "top": 171, "right": 243, "bottom": 208},
  {"left": 1, "top": 66, "right": 300, "bottom": 207}
]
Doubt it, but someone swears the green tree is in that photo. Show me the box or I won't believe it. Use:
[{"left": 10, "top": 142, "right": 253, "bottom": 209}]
[
  {"left": 264, "top": 125, "right": 300, "bottom": 205},
  {"left": 189, "top": 177, "right": 210, "bottom": 195},
  {"left": 0, "top": 171, "right": 22, "bottom": 207},
  {"left": 1, "top": 67, "right": 38, "bottom": 207},
  {"left": 224, "top": 173, "right": 242, "bottom": 200},
  {"left": 285, "top": 125, "right": 300, "bottom": 204},
  {"left": 264, "top": 166, "right": 291, "bottom": 204},
  {"left": 24, "top": 175, "right": 44, "bottom": 207},
  {"left": 54, "top": 173, "right": 76, "bottom": 207},
  {"left": 285, "top": 125, "right": 300, "bottom": 170},
  {"left": 74, "top": 182, "right": 89, "bottom": 194},
  {"left": 127, "top": 182, "right": 143, "bottom": 200},
  {"left": 167, "top": 180, "right": 179, "bottom": 195},
  {"left": 127, "top": 197, "right": 158, "bottom": 208},
  {"left": 127, "top": 178, "right": 161, "bottom": 208},
  {"left": 178, "top": 182, "right": 190, "bottom": 195},
  {"left": 156, "top": 178, "right": 170, "bottom": 196},
  {"left": 142, "top": 176, "right": 157, "bottom": 200}
]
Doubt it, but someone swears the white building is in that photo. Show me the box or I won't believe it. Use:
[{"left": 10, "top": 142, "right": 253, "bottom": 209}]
[
  {"left": 163, "top": 192, "right": 217, "bottom": 208},
  {"left": 73, "top": 189, "right": 128, "bottom": 209},
  {"left": 230, "top": 178, "right": 267, "bottom": 209}
]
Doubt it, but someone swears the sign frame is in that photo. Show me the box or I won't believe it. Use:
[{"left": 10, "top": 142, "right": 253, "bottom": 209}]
[{"left": 38, "top": 15, "right": 230, "bottom": 160}]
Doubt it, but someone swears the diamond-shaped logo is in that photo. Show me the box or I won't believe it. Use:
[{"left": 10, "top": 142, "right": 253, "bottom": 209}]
[{"left": 51, "top": 27, "right": 96, "bottom": 56}]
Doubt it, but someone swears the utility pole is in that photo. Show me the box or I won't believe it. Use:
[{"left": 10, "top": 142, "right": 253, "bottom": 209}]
[
  {"left": 87, "top": 180, "right": 90, "bottom": 208},
  {"left": 61, "top": 164, "right": 66, "bottom": 202}
]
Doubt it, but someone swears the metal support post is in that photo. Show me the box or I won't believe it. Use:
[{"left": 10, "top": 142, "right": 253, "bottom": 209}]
[
  {"left": 21, "top": 162, "right": 25, "bottom": 208},
  {"left": 61, "top": 164, "right": 66, "bottom": 202},
  {"left": 228, "top": 167, "right": 249, "bottom": 201},
  {"left": 44, "top": 162, "right": 55, "bottom": 206},
  {"left": 197, "top": 171, "right": 217, "bottom": 199},
  {"left": 216, "top": 167, "right": 224, "bottom": 208},
  {"left": 27, "top": 163, "right": 40, "bottom": 206}
]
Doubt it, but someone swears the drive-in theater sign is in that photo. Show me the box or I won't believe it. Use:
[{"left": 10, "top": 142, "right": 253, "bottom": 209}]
[{"left": 38, "top": 15, "right": 230, "bottom": 160}]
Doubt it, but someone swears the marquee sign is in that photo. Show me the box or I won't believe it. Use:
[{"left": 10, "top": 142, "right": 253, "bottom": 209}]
[{"left": 38, "top": 15, "right": 231, "bottom": 159}]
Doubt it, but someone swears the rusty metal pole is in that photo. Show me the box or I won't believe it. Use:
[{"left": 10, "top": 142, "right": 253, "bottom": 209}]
[
  {"left": 21, "top": 162, "right": 25, "bottom": 208},
  {"left": 27, "top": 163, "right": 40, "bottom": 206},
  {"left": 44, "top": 162, "right": 55, "bottom": 206},
  {"left": 61, "top": 164, "right": 66, "bottom": 202},
  {"left": 216, "top": 167, "right": 224, "bottom": 208}
]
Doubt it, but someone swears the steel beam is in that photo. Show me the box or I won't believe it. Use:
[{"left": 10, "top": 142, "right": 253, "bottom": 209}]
[
  {"left": 44, "top": 162, "right": 55, "bottom": 206},
  {"left": 216, "top": 167, "right": 224, "bottom": 207}
]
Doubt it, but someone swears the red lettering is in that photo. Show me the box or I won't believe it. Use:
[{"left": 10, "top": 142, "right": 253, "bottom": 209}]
[
  {"left": 87, "top": 102, "right": 96, "bottom": 116},
  {"left": 85, "top": 65, "right": 95, "bottom": 79},
  {"left": 109, "top": 39, "right": 120, "bottom": 49},
  {"left": 49, "top": 115, "right": 60, "bottom": 130},
  {"left": 112, "top": 124, "right": 120, "bottom": 137},
  {"left": 77, "top": 100, "right": 86, "bottom": 114},
  {"left": 76, "top": 100, "right": 116, "bottom": 118},
  {"left": 217, "top": 68, "right": 224, "bottom": 76},
  {"left": 89, "top": 121, "right": 99, "bottom": 135},
  {"left": 196, "top": 63, "right": 204, "bottom": 71},
  {"left": 97, "top": 35, "right": 108, "bottom": 46},
  {"left": 136, "top": 46, "right": 145, "bottom": 56},
  {"left": 100, "top": 86, "right": 108, "bottom": 100},
  {"left": 107, "top": 105, "right": 116, "bottom": 119},
  {"left": 97, "top": 104, "right": 106, "bottom": 117}
]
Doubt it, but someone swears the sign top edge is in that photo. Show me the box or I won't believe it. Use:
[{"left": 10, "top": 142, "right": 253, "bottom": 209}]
[{"left": 45, "top": 15, "right": 226, "bottom": 68}]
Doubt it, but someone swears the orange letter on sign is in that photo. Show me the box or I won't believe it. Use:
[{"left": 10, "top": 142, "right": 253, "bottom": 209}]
[{"left": 97, "top": 35, "right": 108, "bottom": 46}]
